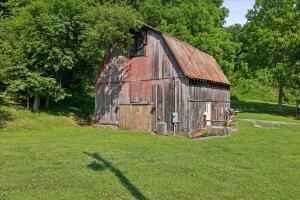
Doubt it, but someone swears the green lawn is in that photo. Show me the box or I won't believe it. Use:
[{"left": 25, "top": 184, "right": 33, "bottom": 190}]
[{"left": 0, "top": 97, "right": 299, "bottom": 199}]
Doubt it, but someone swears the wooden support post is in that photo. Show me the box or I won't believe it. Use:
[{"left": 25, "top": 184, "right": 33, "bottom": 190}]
[
  {"left": 173, "top": 77, "right": 177, "bottom": 136},
  {"left": 155, "top": 84, "right": 158, "bottom": 130}
]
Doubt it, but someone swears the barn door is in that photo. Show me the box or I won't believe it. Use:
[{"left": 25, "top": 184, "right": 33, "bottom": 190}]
[
  {"left": 189, "top": 102, "right": 206, "bottom": 132},
  {"left": 118, "top": 105, "right": 153, "bottom": 131},
  {"left": 204, "top": 102, "right": 212, "bottom": 126}
]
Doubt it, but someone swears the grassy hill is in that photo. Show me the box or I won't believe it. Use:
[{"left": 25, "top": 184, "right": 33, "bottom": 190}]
[{"left": 0, "top": 94, "right": 299, "bottom": 199}]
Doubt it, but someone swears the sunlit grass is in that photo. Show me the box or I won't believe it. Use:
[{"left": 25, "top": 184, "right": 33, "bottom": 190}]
[{"left": 0, "top": 97, "right": 299, "bottom": 199}]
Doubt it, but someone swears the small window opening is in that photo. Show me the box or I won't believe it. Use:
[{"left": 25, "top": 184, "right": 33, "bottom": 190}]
[{"left": 130, "top": 33, "right": 145, "bottom": 57}]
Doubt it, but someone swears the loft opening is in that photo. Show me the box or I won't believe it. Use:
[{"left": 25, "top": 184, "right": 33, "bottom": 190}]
[{"left": 129, "top": 29, "right": 146, "bottom": 57}]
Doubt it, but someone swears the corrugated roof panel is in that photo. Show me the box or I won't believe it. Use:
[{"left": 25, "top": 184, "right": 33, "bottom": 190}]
[{"left": 163, "top": 34, "right": 230, "bottom": 85}]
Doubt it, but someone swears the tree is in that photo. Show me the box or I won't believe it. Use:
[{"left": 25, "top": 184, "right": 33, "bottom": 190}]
[
  {"left": 1, "top": 0, "right": 139, "bottom": 111},
  {"left": 135, "top": 0, "right": 239, "bottom": 75},
  {"left": 0, "top": 13, "right": 14, "bottom": 91},
  {"left": 0, "top": 0, "right": 29, "bottom": 16},
  {"left": 0, "top": 0, "right": 244, "bottom": 111},
  {"left": 242, "top": 0, "right": 300, "bottom": 112},
  {"left": 5, "top": 65, "right": 66, "bottom": 111},
  {"left": 225, "top": 24, "right": 242, "bottom": 43}
]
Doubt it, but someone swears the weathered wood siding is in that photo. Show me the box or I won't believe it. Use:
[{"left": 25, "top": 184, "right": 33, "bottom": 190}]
[
  {"left": 97, "top": 29, "right": 184, "bottom": 83},
  {"left": 95, "top": 29, "right": 189, "bottom": 132},
  {"left": 188, "top": 80, "right": 230, "bottom": 131},
  {"left": 95, "top": 28, "right": 230, "bottom": 133}
]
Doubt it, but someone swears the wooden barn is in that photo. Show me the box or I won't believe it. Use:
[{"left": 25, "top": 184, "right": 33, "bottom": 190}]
[{"left": 95, "top": 25, "right": 231, "bottom": 134}]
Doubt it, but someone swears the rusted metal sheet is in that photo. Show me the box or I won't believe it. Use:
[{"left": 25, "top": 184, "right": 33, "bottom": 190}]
[{"left": 163, "top": 34, "right": 230, "bottom": 85}]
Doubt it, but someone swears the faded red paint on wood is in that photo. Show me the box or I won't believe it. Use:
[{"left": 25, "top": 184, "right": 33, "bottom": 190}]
[{"left": 95, "top": 27, "right": 230, "bottom": 132}]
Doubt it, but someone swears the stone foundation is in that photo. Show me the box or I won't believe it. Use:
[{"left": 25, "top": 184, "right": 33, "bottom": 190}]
[{"left": 207, "top": 126, "right": 235, "bottom": 136}]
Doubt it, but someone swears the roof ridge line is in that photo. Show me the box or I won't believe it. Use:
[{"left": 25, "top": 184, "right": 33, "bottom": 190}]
[
  {"left": 162, "top": 33, "right": 218, "bottom": 63},
  {"left": 138, "top": 21, "right": 217, "bottom": 60},
  {"left": 137, "top": 22, "right": 230, "bottom": 85}
]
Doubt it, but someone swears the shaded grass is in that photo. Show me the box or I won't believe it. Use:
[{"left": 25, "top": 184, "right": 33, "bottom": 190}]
[
  {"left": 231, "top": 96, "right": 298, "bottom": 121},
  {"left": 84, "top": 152, "right": 147, "bottom": 200},
  {"left": 0, "top": 97, "right": 299, "bottom": 199},
  {"left": 42, "top": 92, "right": 94, "bottom": 125},
  {"left": 0, "top": 95, "right": 14, "bottom": 129},
  {"left": 230, "top": 78, "right": 299, "bottom": 105},
  {"left": 0, "top": 109, "right": 13, "bottom": 129}
]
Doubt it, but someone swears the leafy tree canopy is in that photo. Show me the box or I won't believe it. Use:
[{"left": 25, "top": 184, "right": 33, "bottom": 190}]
[
  {"left": 135, "top": 0, "right": 239, "bottom": 75},
  {"left": 0, "top": 0, "right": 139, "bottom": 110},
  {"left": 241, "top": 0, "right": 300, "bottom": 111},
  {"left": 2, "top": 0, "right": 297, "bottom": 113}
]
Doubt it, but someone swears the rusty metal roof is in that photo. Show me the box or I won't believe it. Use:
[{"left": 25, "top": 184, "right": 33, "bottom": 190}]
[
  {"left": 162, "top": 34, "right": 230, "bottom": 85},
  {"left": 96, "top": 23, "right": 230, "bottom": 85}
]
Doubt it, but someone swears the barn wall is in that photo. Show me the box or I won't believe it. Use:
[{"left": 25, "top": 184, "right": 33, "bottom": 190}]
[
  {"left": 95, "top": 29, "right": 189, "bottom": 132},
  {"left": 188, "top": 80, "right": 230, "bottom": 131},
  {"left": 95, "top": 28, "right": 230, "bottom": 133},
  {"left": 96, "top": 29, "right": 184, "bottom": 84},
  {"left": 95, "top": 77, "right": 189, "bottom": 132}
]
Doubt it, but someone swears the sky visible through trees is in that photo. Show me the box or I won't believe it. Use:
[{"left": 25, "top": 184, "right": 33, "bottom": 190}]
[{"left": 223, "top": 0, "right": 255, "bottom": 26}]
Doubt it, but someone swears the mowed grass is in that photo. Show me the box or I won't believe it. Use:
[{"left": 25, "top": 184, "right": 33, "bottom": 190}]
[{"left": 0, "top": 97, "right": 300, "bottom": 199}]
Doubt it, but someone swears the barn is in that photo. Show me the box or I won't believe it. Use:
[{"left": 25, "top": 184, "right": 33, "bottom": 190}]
[{"left": 95, "top": 25, "right": 231, "bottom": 134}]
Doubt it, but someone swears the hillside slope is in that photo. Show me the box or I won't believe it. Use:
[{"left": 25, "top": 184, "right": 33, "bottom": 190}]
[{"left": 0, "top": 96, "right": 299, "bottom": 199}]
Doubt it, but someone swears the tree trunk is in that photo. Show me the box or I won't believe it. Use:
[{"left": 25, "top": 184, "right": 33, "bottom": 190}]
[
  {"left": 59, "top": 70, "right": 62, "bottom": 86},
  {"left": 45, "top": 96, "right": 49, "bottom": 108},
  {"left": 27, "top": 96, "right": 30, "bottom": 110},
  {"left": 278, "top": 86, "right": 283, "bottom": 113},
  {"left": 33, "top": 95, "right": 40, "bottom": 112}
]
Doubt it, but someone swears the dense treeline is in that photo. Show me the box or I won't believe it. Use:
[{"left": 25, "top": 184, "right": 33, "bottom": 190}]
[
  {"left": 0, "top": 0, "right": 299, "bottom": 112},
  {"left": 0, "top": 0, "right": 140, "bottom": 111},
  {"left": 234, "top": 0, "right": 299, "bottom": 112}
]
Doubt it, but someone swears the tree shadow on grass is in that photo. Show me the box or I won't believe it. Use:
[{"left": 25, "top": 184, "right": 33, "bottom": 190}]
[
  {"left": 84, "top": 152, "right": 147, "bottom": 200},
  {"left": 42, "top": 93, "right": 95, "bottom": 126},
  {"left": 0, "top": 109, "right": 13, "bottom": 129},
  {"left": 0, "top": 96, "right": 14, "bottom": 129},
  {"left": 231, "top": 96, "right": 297, "bottom": 118}
]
